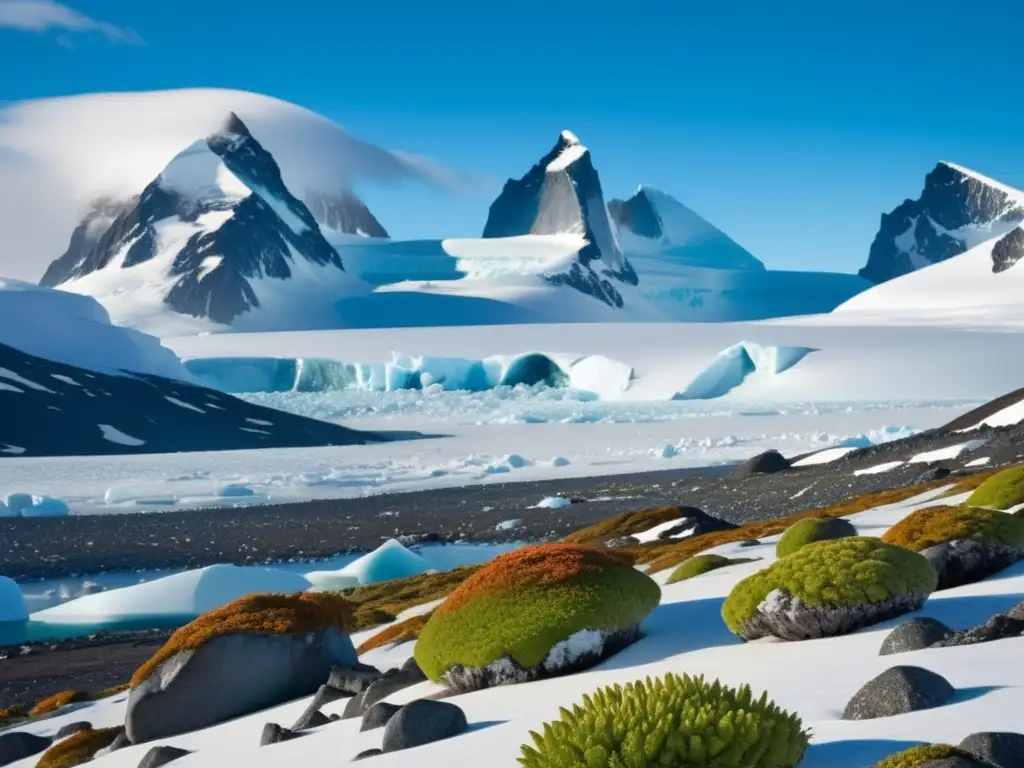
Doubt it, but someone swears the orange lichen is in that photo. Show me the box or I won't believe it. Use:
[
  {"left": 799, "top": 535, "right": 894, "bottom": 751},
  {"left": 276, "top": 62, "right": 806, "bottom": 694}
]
[
  {"left": 36, "top": 727, "right": 122, "bottom": 768},
  {"left": 0, "top": 704, "right": 25, "bottom": 724},
  {"left": 29, "top": 690, "right": 90, "bottom": 717},
  {"left": 356, "top": 611, "right": 434, "bottom": 654},
  {"left": 882, "top": 505, "right": 1024, "bottom": 552},
  {"left": 436, "top": 544, "right": 634, "bottom": 617},
  {"left": 562, "top": 506, "right": 695, "bottom": 545},
  {"left": 343, "top": 565, "right": 482, "bottom": 631},
  {"left": 131, "top": 591, "right": 353, "bottom": 687},
  {"left": 94, "top": 683, "right": 130, "bottom": 699}
]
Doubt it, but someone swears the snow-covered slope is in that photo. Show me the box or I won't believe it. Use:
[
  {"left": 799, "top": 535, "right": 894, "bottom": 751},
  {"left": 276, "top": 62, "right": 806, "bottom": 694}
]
[
  {"left": 482, "top": 131, "right": 638, "bottom": 308},
  {"left": 0, "top": 88, "right": 461, "bottom": 281},
  {"left": 859, "top": 162, "right": 1024, "bottom": 283},
  {"left": 0, "top": 278, "right": 189, "bottom": 380},
  {"left": 836, "top": 225, "right": 1024, "bottom": 323},
  {"left": 609, "top": 186, "right": 765, "bottom": 271},
  {"left": 45, "top": 113, "right": 367, "bottom": 330}
]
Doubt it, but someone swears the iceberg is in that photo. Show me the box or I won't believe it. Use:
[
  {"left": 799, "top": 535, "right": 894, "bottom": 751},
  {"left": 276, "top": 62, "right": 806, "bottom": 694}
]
[
  {"left": 325, "top": 539, "right": 432, "bottom": 586},
  {"left": 0, "top": 576, "right": 28, "bottom": 623}
]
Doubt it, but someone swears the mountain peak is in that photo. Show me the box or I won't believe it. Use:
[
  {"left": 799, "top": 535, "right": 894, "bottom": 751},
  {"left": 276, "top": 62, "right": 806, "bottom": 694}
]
[
  {"left": 559, "top": 129, "right": 580, "bottom": 146},
  {"left": 216, "top": 111, "right": 252, "bottom": 139}
]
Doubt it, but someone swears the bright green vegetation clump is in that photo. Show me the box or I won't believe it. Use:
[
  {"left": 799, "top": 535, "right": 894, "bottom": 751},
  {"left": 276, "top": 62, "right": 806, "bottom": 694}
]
[
  {"left": 874, "top": 743, "right": 966, "bottom": 767},
  {"left": 36, "top": 728, "right": 122, "bottom": 768},
  {"left": 776, "top": 517, "right": 858, "bottom": 558},
  {"left": 518, "top": 673, "right": 808, "bottom": 768},
  {"left": 414, "top": 544, "right": 660, "bottom": 682},
  {"left": 967, "top": 466, "right": 1024, "bottom": 509},
  {"left": 667, "top": 555, "right": 756, "bottom": 584},
  {"left": 881, "top": 505, "right": 1024, "bottom": 552},
  {"left": 722, "top": 537, "right": 937, "bottom": 637}
]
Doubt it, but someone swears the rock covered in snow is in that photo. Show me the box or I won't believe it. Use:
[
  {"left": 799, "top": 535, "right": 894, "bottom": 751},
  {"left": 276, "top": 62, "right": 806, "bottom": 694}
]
[
  {"left": 0, "top": 576, "right": 28, "bottom": 623},
  {"left": 842, "top": 665, "right": 955, "bottom": 720},
  {"left": 860, "top": 162, "right": 1024, "bottom": 283},
  {"left": 482, "top": 130, "right": 638, "bottom": 308},
  {"left": 608, "top": 186, "right": 765, "bottom": 270}
]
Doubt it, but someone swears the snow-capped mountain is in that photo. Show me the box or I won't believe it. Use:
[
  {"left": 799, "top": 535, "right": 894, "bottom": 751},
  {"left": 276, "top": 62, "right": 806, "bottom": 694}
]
[
  {"left": 482, "top": 130, "right": 638, "bottom": 308},
  {"left": 608, "top": 186, "right": 764, "bottom": 271},
  {"left": 42, "top": 113, "right": 367, "bottom": 330},
  {"left": 859, "top": 161, "right": 1024, "bottom": 283}
]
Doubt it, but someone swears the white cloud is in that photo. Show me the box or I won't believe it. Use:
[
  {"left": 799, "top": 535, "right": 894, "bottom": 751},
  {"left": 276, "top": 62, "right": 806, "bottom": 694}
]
[{"left": 0, "top": 0, "right": 142, "bottom": 43}]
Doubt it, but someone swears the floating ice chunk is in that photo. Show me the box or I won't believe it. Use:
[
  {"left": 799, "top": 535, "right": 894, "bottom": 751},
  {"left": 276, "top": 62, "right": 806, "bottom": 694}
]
[
  {"left": 533, "top": 496, "right": 572, "bottom": 509},
  {"left": 4, "top": 493, "right": 33, "bottom": 514},
  {"left": 550, "top": 456, "right": 571, "bottom": 467},
  {"left": 336, "top": 539, "right": 432, "bottom": 585},
  {"left": 504, "top": 454, "right": 532, "bottom": 469},
  {"left": 655, "top": 444, "right": 678, "bottom": 459},
  {"left": 32, "top": 564, "right": 311, "bottom": 624},
  {"left": 20, "top": 496, "right": 70, "bottom": 517},
  {"left": 0, "top": 500, "right": 12, "bottom": 518},
  {"left": 0, "top": 576, "right": 28, "bottom": 622},
  {"left": 217, "top": 484, "right": 256, "bottom": 497},
  {"left": 495, "top": 519, "right": 524, "bottom": 531}
]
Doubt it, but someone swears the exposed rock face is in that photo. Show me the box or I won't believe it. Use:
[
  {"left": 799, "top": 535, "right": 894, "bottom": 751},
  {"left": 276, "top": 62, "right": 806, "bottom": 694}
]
[
  {"left": 0, "top": 732, "right": 51, "bottom": 767},
  {"left": 739, "top": 589, "right": 928, "bottom": 642},
  {"left": 859, "top": 162, "right": 1024, "bottom": 283},
  {"left": 482, "top": 130, "right": 637, "bottom": 308},
  {"left": 842, "top": 665, "right": 955, "bottom": 720},
  {"left": 991, "top": 225, "right": 1024, "bottom": 273},
  {"left": 921, "top": 539, "right": 1020, "bottom": 590},
  {"left": 652, "top": 507, "right": 739, "bottom": 540},
  {"left": 957, "top": 731, "right": 1024, "bottom": 768},
  {"left": 137, "top": 745, "right": 192, "bottom": 768},
  {"left": 0, "top": 340, "right": 381, "bottom": 458},
  {"left": 304, "top": 190, "right": 388, "bottom": 238},
  {"left": 39, "top": 198, "right": 135, "bottom": 288},
  {"left": 40, "top": 113, "right": 354, "bottom": 326},
  {"left": 126, "top": 628, "right": 357, "bottom": 743}
]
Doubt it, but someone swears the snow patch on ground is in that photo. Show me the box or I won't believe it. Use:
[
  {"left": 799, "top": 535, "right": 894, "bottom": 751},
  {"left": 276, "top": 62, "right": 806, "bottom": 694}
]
[
  {"left": 98, "top": 424, "right": 146, "bottom": 447},
  {"left": 853, "top": 461, "right": 905, "bottom": 476},
  {"left": 791, "top": 446, "right": 859, "bottom": 467},
  {"left": 908, "top": 439, "right": 987, "bottom": 464}
]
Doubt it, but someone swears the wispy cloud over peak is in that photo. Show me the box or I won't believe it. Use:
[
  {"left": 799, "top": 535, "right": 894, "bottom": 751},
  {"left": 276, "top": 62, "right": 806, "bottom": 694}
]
[{"left": 0, "top": 0, "right": 143, "bottom": 44}]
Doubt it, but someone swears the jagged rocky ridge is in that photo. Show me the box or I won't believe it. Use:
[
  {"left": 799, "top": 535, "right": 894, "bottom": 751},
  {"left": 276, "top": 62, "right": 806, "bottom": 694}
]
[
  {"left": 482, "top": 130, "right": 638, "bottom": 308},
  {"left": 0, "top": 340, "right": 381, "bottom": 457},
  {"left": 39, "top": 113, "right": 367, "bottom": 325},
  {"left": 304, "top": 190, "right": 388, "bottom": 238},
  {"left": 860, "top": 161, "right": 1024, "bottom": 283}
]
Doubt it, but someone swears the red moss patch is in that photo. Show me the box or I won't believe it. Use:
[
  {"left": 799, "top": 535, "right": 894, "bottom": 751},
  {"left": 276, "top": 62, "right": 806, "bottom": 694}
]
[
  {"left": 437, "top": 544, "right": 634, "bottom": 617},
  {"left": 131, "top": 592, "right": 353, "bottom": 687},
  {"left": 356, "top": 611, "right": 435, "bottom": 654}
]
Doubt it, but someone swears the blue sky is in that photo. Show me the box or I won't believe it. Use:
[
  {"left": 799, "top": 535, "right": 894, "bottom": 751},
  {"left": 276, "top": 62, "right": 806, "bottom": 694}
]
[{"left": 3, "top": 0, "right": 1024, "bottom": 273}]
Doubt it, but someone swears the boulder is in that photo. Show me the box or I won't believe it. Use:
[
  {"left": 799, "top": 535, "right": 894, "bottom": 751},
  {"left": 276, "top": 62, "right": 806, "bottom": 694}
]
[
  {"left": 922, "top": 539, "right": 1021, "bottom": 590},
  {"left": 353, "top": 748, "right": 383, "bottom": 761},
  {"left": 137, "top": 745, "right": 192, "bottom": 768},
  {"left": 126, "top": 594, "right": 356, "bottom": 743},
  {"left": 735, "top": 450, "right": 790, "bottom": 476},
  {"left": 95, "top": 729, "right": 130, "bottom": 758},
  {"left": 843, "top": 666, "right": 955, "bottom": 720},
  {"left": 879, "top": 618, "right": 953, "bottom": 655},
  {"left": 328, "top": 664, "right": 383, "bottom": 695},
  {"left": 55, "top": 721, "right": 93, "bottom": 740},
  {"left": 957, "top": 731, "right": 1024, "bottom": 768},
  {"left": 914, "top": 467, "right": 952, "bottom": 483},
  {"left": 341, "top": 691, "right": 366, "bottom": 720},
  {"left": 381, "top": 699, "right": 468, "bottom": 752},
  {"left": 361, "top": 667, "right": 428, "bottom": 712},
  {"left": 0, "top": 732, "right": 51, "bottom": 767},
  {"left": 361, "top": 702, "right": 401, "bottom": 732},
  {"left": 934, "top": 613, "right": 1024, "bottom": 648},
  {"left": 291, "top": 684, "right": 348, "bottom": 731},
  {"left": 259, "top": 723, "right": 297, "bottom": 746}
]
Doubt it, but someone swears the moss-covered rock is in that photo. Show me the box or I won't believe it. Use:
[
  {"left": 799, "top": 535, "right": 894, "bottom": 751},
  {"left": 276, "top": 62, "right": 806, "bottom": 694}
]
[
  {"left": 882, "top": 505, "right": 1024, "bottom": 552},
  {"left": 722, "top": 537, "right": 937, "bottom": 641},
  {"left": 127, "top": 592, "right": 356, "bottom": 744},
  {"left": 776, "top": 517, "right": 858, "bottom": 558},
  {"left": 667, "top": 554, "right": 756, "bottom": 584},
  {"left": 35, "top": 727, "right": 122, "bottom": 768},
  {"left": 874, "top": 744, "right": 967, "bottom": 767},
  {"left": 518, "top": 673, "right": 807, "bottom": 767},
  {"left": 414, "top": 544, "right": 660, "bottom": 692},
  {"left": 881, "top": 505, "right": 1024, "bottom": 588},
  {"left": 966, "top": 466, "right": 1024, "bottom": 510}
]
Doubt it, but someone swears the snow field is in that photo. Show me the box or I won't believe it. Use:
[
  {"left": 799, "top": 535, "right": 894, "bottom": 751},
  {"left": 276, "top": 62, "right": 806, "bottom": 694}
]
[{"left": 10, "top": 486, "right": 1024, "bottom": 768}]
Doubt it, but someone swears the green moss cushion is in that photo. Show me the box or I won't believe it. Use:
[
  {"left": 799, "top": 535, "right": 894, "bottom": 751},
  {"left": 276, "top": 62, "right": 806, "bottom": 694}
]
[
  {"left": 414, "top": 544, "right": 660, "bottom": 690},
  {"left": 966, "top": 466, "right": 1024, "bottom": 510},
  {"left": 518, "top": 673, "right": 808, "bottom": 768},
  {"left": 873, "top": 743, "right": 966, "bottom": 767},
  {"left": 722, "top": 537, "right": 937, "bottom": 641},
  {"left": 667, "top": 555, "right": 755, "bottom": 584},
  {"left": 881, "top": 505, "right": 1024, "bottom": 552},
  {"left": 776, "top": 517, "right": 858, "bottom": 558}
]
